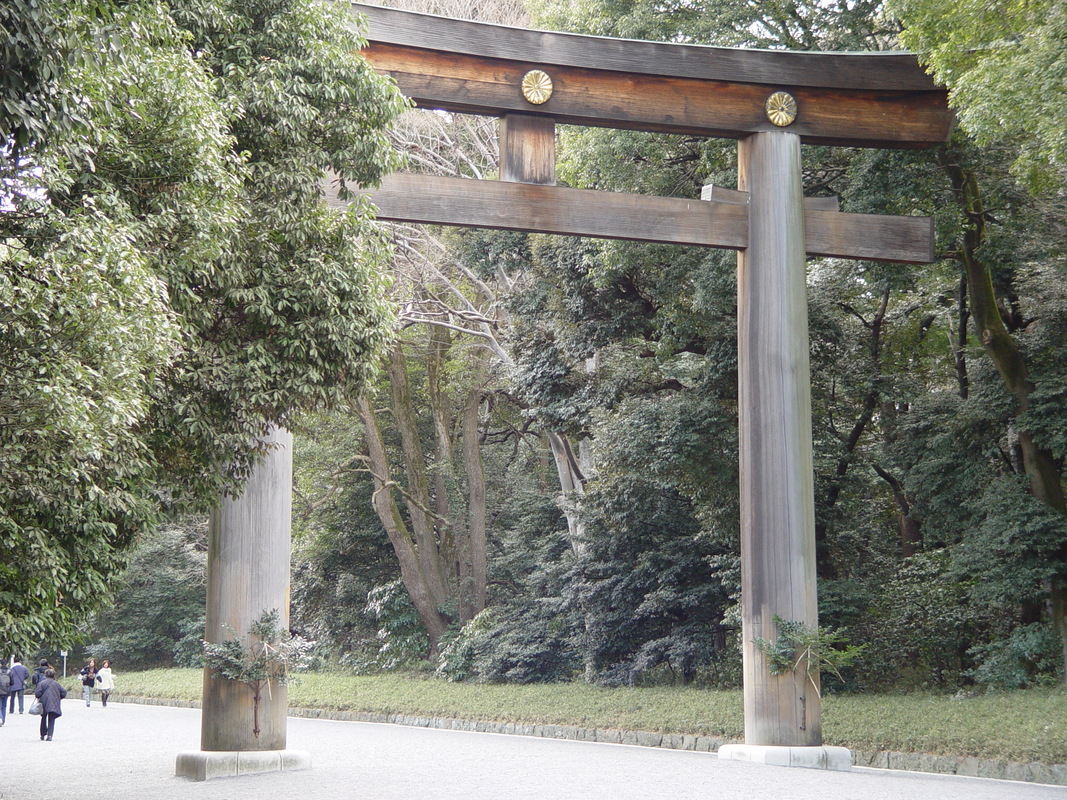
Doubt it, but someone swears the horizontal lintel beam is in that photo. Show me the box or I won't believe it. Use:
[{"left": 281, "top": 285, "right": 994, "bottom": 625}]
[
  {"left": 348, "top": 3, "right": 952, "bottom": 148},
  {"left": 326, "top": 174, "right": 935, "bottom": 264},
  {"left": 329, "top": 173, "right": 748, "bottom": 250},
  {"left": 351, "top": 3, "right": 938, "bottom": 92},
  {"left": 362, "top": 44, "right": 951, "bottom": 149}
]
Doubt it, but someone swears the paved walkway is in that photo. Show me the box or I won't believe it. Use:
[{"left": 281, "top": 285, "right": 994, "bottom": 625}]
[{"left": 1, "top": 700, "right": 1062, "bottom": 800}]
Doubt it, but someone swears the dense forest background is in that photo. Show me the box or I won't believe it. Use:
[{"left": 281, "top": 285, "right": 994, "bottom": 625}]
[{"left": 6, "top": 0, "right": 1066, "bottom": 693}]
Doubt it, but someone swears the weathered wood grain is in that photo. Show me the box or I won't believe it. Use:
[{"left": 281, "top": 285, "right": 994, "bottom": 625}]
[
  {"left": 500, "top": 114, "right": 556, "bottom": 184},
  {"left": 703, "top": 184, "right": 840, "bottom": 212},
  {"left": 806, "top": 208, "right": 933, "bottom": 263},
  {"left": 325, "top": 174, "right": 935, "bottom": 263},
  {"left": 329, "top": 173, "right": 750, "bottom": 249},
  {"left": 736, "top": 131, "right": 821, "bottom": 748},
  {"left": 351, "top": 2, "right": 939, "bottom": 92},
  {"left": 363, "top": 43, "right": 952, "bottom": 148},
  {"left": 202, "top": 427, "right": 293, "bottom": 752}
]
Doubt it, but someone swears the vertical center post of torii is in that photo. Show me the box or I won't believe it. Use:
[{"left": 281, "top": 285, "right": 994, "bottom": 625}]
[{"left": 736, "top": 131, "right": 820, "bottom": 747}]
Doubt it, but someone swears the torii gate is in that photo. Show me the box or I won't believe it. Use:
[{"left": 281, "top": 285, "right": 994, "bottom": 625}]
[
  {"left": 179, "top": 2, "right": 951, "bottom": 780},
  {"left": 339, "top": 2, "right": 951, "bottom": 768}
]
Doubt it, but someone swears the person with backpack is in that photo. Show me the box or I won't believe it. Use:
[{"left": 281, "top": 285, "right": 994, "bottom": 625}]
[
  {"left": 0, "top": 663, "right": 10, "bottom": 726},
  {"left": 8, "top": 657, "right": 30, "bottom": 714},
  {"left": 31, "top": 659, "right": 50, "bottom": 688}
]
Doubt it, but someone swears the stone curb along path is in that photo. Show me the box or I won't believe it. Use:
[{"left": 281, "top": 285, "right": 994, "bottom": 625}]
[{"left": 115, "top": 695, "right": 1067, "bottom": 787}]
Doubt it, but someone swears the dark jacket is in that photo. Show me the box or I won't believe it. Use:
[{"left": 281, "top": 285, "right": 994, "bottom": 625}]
[
  {"left": 31, "top": 665, "right": 48, "bottom": 686},
  {"left": 80, "top": 665, "right": 97, "bottom": 687},
  {"left": 33, "top": 677, "right": 65, "bottom": 716},
  {"left": 9, "top": 663, "right": 29, "bottom": 691}
]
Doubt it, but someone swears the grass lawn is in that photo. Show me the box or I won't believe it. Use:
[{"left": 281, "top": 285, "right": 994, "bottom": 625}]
[{"left": 108, "top": 669, "right": 1067, "bottom": 765}]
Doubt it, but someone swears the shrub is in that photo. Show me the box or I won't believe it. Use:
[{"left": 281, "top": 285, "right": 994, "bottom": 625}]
[
  {"left": 436, "top": 601, "right": 581, "bottom": 683},
  {"left": 346, "top": 580, "right": 430, "bottom": 672},
  {"left": 967, "top": 623, "right": 1061, "bottom": 690}
]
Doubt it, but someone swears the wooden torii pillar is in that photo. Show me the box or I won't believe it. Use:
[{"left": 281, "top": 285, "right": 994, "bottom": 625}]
[
  {"left": 330, "top": 2, "right": 951, "bottom": 769},
  {"left": 175, "top": 427, "right": 312, "bottom": 781}
]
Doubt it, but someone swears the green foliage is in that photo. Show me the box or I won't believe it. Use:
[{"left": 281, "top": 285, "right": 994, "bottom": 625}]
[
  {"left": 753, "top": 616, "right": 866, "bottom": 694},
  {"left": 84, "top": 519, "right": 208, "bottom": 670},
  {"left": 0, "top": 0, "right": 200, "bottom": 654},
  {"left": 0, "top": 220, "right": 174, "bottom": 645},
  {"left": 432, "top": 488, "right": 581, "bottom": 684},
  {"left": 572, "top": 471, "right": 737, "bottom": 686},
  {"left": 145, "top": 0, "right": 407, "bottom": 506},
  {"left": 858, "top": 550, "right": 1006, "bottom": 689},
  {"left": 202, "top": 608, "right": 315, "bottom": 737},
  {"left": 954, "top": 478, "right": 1067, "bottom": 608},
  {"left": 890, "top": 388, "right": 1008, "bottom": 543},
  {"left": 202, "top": 609, "right": 314, "bottom": 686},
  {"left": 892, "top": 0, "right": 1067, "bottom": 190},
  {"left": 529, "top": 0, "right": 897, "bottom": 50},
  {"left": 201, "top": 609, "right": 314, "bottom": 737},
  {"left": 357, "top": 580, "right": 431, "bottom": 672},
  {"left": 967, "top": 623, "right": 1062, "bottom": 691},
  {"left": 0, "top": 0, "right": 91, "bottom": 166},
  {"left": 290, "top": 412, "right": 402, "bottom": 663},
  {"left": 436, "top": 602, "right": 580, "bottom": 684},
  {"left": 886, "top": 378, "right": 1067, "bottom": 671},
  {"left": 0, "top": 0, "right": 404, "bottom": 651},
  {"left": 495, "top": 228, "right": 743, "bottom": 688},
  {"left": 1018, "top": 260, "right": 1067, "bottom": 461}
]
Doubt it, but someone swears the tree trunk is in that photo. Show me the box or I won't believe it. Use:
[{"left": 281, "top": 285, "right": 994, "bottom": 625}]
[
  {"left": 357, "top": 334, "right": 491, "bottom": 655},
  {"left": 816, "top": 284, "right": 890, "bottom": 577},
  {"left": 460, "top": 381, "right": 488, "bottom": 618},
  {"left": 546, "top": 430, "right": 586, "bottom": 547},
  {"left": 943, "top": 154, "right": 1067, "bottom": 679},
  {"left": 427, "top": 326, "right": 455, "bottom": 531},
  {"left": 543, "top": 356, "right": 600, "bottom": 682},
  {"left": 356, "top": 393, "right": 451, "bottom": 652},
  {"left": 955, "top": 275, "right": 970, "bottom": 399},
  {"left": 873, "top": 462, "right": 923, "bottom": 557},
  {"left": 387, "top": 343, "right": 453, "bottom": 609}
]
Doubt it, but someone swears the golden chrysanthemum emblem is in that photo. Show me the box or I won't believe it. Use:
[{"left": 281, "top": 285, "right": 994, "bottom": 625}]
[
  {"left": 765, "top": 91, "right": 798, "bottom": 127},
  {"left": 521, "top": 70, "right": 553, "bottom": 105}
]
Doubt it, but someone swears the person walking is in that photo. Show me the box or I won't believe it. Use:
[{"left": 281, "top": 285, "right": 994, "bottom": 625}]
[
  {"left": 0, "top": 662, "right": 10, "bottom": 726},
  {"left": 8, "top": 657, "right": 30, "bottom": 714},
  {"left": 31, "top": 659, "right": 49, "bottom": 688},
  {"left": 96, "top": 660, "right": 115, "bottom": 708},
  {"left": 79, "top": 658, "right": 98, "bottom": 707},
  {"left": 33, "top": 668, "right": 65, "bottom": 741}
]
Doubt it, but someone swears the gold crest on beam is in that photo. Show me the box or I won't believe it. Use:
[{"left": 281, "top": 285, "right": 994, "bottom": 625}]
[
  {"left": 521, "top": 70, "right": 553, "bottom": 105},
  {"left": 766, "top": 91, "right": 798, "bottom": 127}
]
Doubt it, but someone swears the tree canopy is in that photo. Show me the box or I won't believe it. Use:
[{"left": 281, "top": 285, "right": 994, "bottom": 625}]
[
  {"left": 891, "top": 0, "right": 1067, "bottom": 191},
  {"left": 0, "top": 0, "right": 406, "bottom": 654}
]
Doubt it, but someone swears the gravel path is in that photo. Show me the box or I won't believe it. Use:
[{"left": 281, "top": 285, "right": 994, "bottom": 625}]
[{"left": 0, "top": 700, "right": 1062, "bottom": 800}]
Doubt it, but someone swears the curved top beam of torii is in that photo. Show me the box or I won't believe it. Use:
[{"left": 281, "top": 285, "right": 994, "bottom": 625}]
[
  {"left": 335, "top": 4, "right": 952, "bottom": 264},
  {"left": 352, "top": 2, "right": 952, "bottom": 149}
]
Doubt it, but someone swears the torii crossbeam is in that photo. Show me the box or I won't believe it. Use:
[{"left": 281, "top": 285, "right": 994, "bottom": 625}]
[{"left": 324, "top": 1, "right": 950, "bottom": 766}]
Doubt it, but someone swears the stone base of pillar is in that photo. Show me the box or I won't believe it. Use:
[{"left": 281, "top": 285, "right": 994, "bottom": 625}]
[
  {"left": 717, "top": 744, "right": 851, "bottom": 771},
  {"left": 175, "top": 749, "right": 312, "bottom": 781}
]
